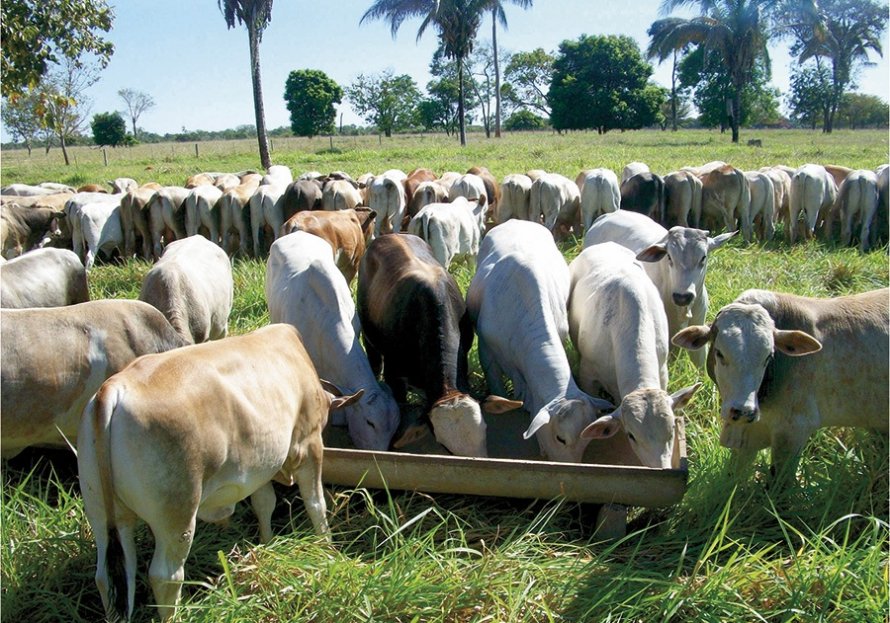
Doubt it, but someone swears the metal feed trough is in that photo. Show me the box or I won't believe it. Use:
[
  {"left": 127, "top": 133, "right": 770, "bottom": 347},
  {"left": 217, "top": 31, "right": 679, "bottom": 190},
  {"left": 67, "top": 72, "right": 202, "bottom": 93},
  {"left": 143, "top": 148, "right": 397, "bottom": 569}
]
[{"left": 322, "top": 407, "right": 688, "bottom": 538}]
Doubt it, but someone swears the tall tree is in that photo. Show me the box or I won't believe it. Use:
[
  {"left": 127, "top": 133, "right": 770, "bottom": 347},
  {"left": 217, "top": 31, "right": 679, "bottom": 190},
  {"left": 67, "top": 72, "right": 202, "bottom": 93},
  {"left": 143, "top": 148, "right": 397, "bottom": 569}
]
[
  {"left": 361, "top": 0, "right": 490, "bottom": 146},
  {"left": 502, "top": 47, "right": 554, "bottom": 117},
  {"left": 0, "top": 0, "right": 114, "bottom": 97},
  {"left": 789, "top": 0, "right": 887, "bottom": 133},
  {"left": 218, "top": 0, "right": 274, "bottom": 170},
  {"left": 483, "top": 0, "right": 533, "bottom": 138},
  {"left": 346, "top": 70, "right": 421, "bottom": 137},
  {"left": 118, "top": 88, "right": 155, "bottom": 139},
  {"left": 786, "top": 58, "right": 834, "bottom": 129}
]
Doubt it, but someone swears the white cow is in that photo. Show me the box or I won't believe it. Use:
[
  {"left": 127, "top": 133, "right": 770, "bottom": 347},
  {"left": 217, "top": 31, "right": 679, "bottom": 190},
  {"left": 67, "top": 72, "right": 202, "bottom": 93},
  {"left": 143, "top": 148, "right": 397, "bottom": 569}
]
[
  {"left": 673, "top": 288, "right": 888, "bottom": 481},
  {"left": 1, "top": 183, "right": 64, "bottom": 197},
  {"left": 448, "top": 173, "right": 488, "bottom": 212},
  {"left": 78, "top": 325, "right": 361, "bottom": 621},
  {"left": 266, "top": 232, "right": 401, "bottom": 451},
  {"left": 408, "top": 179, "right": 449, "bottom": 216},
  {"left": 184, "top": 183, "right": 224, "bottom": 243},
  {"left": 139, "top": 236, "right": 233, "bottom": 344},
  {"left": 744, "top": 170, "right": 776, "bottom": 242},
  {"left": 622, "top": 161, "right": 650, "bottom": 184},
  {"left": 789, "top": 164, "right": 837, "bottom": 243},
  {"left": 467, "top": 220, "right": 613, "bottom": 462},
  {"left": 578, "top": 168, "right": 620, "bottom": 232},
  {"left": 65, "top": 191, "right": 121, "bottom": 262},
  {"left": 530, "top": 173, "right": 581, "bottom": 238},
  {"left": 759, "top": 166, "right": 792, "bottom": 227},
  {"left": 497, "top": 173, "right": 533, "bottom": 224},
  {"left": 568, "top": 243, "right": 699, "bottom": 468},
  {"left": 148, "top": 186, "right": 191, "bottom": 259},
  {"left": 407, "top": 197, "right": 483, "bottom": 270},
  {"left": 322, "top": 178, "right": 363, "bottom": 212},
  {"left": 262, "top": 164, "right": 293, "bottom": 186},
  {"left": 369, "top": 171, "right": 408, "bottom": 236},
  {"left": 77, "top": 200, "right": 125, "bottom": 271},
  {"left": 219, "top": 175, "right": 261, "bottom": 257},
  {"left": 0, "top": 247, "right": 89, "bottom": 308},
  {"left": 832, "top": 169, "right": 879, "bottom": 252},
  {"left": 584, "top": 210, "right": 735, "bottom": 368},
  {"left": 248, "top": 182, "right": 286, "bottom": 257},
  {"left": 110, "top": 178, "right": 139, "bottom": 194}
]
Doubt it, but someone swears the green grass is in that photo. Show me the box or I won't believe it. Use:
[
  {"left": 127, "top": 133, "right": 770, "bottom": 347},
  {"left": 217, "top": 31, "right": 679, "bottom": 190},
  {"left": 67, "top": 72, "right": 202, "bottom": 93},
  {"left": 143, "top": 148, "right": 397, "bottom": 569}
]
[{"left": 1, "top": 129, "right": 888, "bottom": 622}]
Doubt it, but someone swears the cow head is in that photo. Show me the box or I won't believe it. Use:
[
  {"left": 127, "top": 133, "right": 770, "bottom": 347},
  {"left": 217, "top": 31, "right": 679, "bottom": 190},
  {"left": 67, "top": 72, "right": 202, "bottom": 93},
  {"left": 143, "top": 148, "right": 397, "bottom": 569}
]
[
  {"left": 427, "top": 393, "right": 488, "bottom": 457},
  {"left": 341, "top": 383, "right": 401, "bottom": 452},
  {"left": 581, "top": 385, "right": 699, "bottom": 469},
  {"left": 523, "top": 395, "right": 614, "bottom": 463},
  {"left": 637, "top": 227, "right": 735, "bottom": 309},
  {"left": 672, "top": 303, "right": 821, "bottom": 425}
]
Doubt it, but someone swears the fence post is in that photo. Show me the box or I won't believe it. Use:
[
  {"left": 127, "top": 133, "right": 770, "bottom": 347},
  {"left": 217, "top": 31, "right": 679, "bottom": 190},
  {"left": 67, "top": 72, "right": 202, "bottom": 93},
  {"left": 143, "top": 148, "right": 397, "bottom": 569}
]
[
  {"left": 102, "top": 148, "right": 108, "bottom": 166},
  {"left": 195, "top": 143, "right": 199, "bottom": 158}
]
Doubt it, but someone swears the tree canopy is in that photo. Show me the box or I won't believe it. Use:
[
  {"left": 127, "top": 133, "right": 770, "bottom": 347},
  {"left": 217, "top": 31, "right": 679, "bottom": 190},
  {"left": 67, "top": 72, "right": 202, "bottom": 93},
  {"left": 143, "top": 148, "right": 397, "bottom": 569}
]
[
  {"left": 284, "top": 69, "right": 343, "bottom": 137},
  {"left": 91, "top": 111, "right": 128, "bottom": 146},
  {"left": 346, "top": 71, "right": 421, "bottom": 137},
  {"left": 502, "top": 47, "right": 554, "bottom": 118}
]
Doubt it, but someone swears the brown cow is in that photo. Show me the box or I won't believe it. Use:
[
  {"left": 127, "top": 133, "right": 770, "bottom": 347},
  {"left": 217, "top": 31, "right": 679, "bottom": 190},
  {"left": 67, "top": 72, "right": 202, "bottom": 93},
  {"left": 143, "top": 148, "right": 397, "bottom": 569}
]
[
  {"left": 0, "top": 203, "right": 63, "bottom": 258},
  {"left": 280, "top": 208, "right": 376, "bottom": 283},
  {"left": 120, "top": 184, "right": 161, "bottom": 260},
  {"left": 404, "top": 168, "right": 439, "bottom": 218}
]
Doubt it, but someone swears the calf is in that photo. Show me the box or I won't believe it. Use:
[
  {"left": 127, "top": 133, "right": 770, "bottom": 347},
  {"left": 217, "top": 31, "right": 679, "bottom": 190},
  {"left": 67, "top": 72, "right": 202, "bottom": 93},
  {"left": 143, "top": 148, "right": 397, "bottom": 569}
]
[
  {"left": 568, "top": 243, "right": 698, "bottom": 468},
  {"left": 673, "top": 288, "right": 889, "bottom": 481},
  {"left": 584, "top": 210, "right": 735, "bottom": 368},
  {"left": 620, "top": 172, "right": 665, "bottom": 224},
  {"left": 78, "top": 324, "right": 360, "bottom": 621},
  {"left": 1, "top": 300, "right": 186, "bottom": 458},
  {"left": 357, "top": 234, "right": 519, "bottom": 457},
  {"left": 407, "top": 197, "right": 483, "bottom": 270},
  {"left": 467, "top": 220, "right": 613, "bottom": 462},
  {"left": 0, "top": 247, "right": 89, "bottom": 308},
  {"left": 139, "top": 236, "right": 233, "bottom": 344},
  {"left": 266, "top": 232, "right": 400, "bottom": 450},
  {"left": 280, "top": 208, "right": 375, "bottom": 284}
]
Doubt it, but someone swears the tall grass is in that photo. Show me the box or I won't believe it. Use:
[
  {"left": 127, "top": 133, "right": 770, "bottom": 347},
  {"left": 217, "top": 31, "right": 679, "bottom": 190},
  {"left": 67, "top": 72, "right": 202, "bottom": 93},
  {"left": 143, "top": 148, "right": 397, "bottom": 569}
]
[{"left": 1, "top": 130, "right": 887, "bottom": 622}]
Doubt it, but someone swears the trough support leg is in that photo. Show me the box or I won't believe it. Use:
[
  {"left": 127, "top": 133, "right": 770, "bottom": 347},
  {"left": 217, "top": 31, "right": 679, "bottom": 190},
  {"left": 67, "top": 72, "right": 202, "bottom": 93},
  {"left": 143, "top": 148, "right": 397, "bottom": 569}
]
[{"left": 594, "top": 503, "right": 627, "bottom": 541}]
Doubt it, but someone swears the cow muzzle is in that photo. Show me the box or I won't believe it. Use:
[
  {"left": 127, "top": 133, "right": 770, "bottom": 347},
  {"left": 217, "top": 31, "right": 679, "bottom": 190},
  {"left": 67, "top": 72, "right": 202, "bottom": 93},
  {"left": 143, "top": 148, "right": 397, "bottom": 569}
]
[
  {"left": 727, "top": 406, "right": 759, "bottom": 423},
  {"left": 672, "top": 292, "right": 695, "bottom": 307}
]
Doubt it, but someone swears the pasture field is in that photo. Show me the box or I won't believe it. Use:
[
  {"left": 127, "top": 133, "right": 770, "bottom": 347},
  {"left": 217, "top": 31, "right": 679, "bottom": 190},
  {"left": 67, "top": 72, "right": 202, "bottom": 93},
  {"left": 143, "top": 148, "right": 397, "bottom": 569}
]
[{"left": 1, "top": 130, "right": 888, "bottom": 622}]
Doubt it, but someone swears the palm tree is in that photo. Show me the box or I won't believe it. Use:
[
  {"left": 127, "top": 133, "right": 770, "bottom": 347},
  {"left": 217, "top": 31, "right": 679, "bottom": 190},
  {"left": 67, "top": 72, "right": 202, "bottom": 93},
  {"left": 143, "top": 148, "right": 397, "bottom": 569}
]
[
  {"left": 485, "top": 0, "right": 533, "bottom": 138},
  {"left": 646, "top": 17, "right": 692, "bottom": 131},
  {"left": 361, "top": 0, "right": 490, "bottom": 146},
  {"left": 651, "top": 0, "right": 775, "bottom": 143},
  {"left": 218, "top": 0, "right": 273, "bottom": 170}
]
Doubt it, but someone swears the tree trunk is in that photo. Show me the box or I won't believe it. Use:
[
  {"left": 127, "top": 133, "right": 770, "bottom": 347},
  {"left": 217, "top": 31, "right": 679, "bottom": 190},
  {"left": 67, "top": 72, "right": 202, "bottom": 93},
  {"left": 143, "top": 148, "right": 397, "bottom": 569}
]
[
  {"left": 248, "top": 26, "right": 272, "bottom": 170},
  {"left": 59, "top": 131, "right": 70, "bottom": 166},
  {"left": 671, "top": 50, "right": 678, "bottom": 131},
  {"left": 458, "top": 58, "right": 467, "bottom": 146},
  {"left": 492, "top": 10, "right": 501, "bottom": 138},
  {"left": 730, "top": 90, "right": 740, "bottom": 144},
  {"left": 131, "top": 117, "right": 138, "bottom": 138}
]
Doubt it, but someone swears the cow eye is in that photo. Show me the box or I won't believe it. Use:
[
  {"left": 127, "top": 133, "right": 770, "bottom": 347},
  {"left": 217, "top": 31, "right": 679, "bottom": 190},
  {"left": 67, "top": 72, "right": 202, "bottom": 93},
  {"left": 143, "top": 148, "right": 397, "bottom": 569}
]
[
  {"left": 627, "top": 432, "right": 637, "bottom": 443},
  {"left": 366, "top": 419, "right": 377, "bottom": 430},
  {"left": 715, "top": 349, "right": 725, "bottom": 362},
  {"left": 699, "top": 256, "right": 707, "bottom": 267},
  {"left": 666, "top": 255, "right": 674, "bottom": 266},
  {"left": 556, "top": 435, "right": 567, "bottom": 445}
]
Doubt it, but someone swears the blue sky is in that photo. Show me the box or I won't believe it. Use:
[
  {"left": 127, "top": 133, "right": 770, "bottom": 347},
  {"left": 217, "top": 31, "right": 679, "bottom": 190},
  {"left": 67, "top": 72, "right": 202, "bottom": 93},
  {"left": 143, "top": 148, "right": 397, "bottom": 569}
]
[{"left": 7, "top": 0, "right": 890, "bottom": 137}]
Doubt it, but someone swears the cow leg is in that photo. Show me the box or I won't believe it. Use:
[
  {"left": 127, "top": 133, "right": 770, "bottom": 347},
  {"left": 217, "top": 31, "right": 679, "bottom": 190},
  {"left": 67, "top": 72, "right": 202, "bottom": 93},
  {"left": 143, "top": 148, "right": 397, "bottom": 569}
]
[
  {"left": 148, "top": 515, "right": 196, "bottom": 622},
  {"left": 478, "top": 338, "right": 508, "bottom": 398},
  {"left": 296, "top": 437, "right": 330, "bottom": 538},
  {"left": 769, "top": 424, "right": 812, "bottom": 485},
  {"left": 727, "top": 447, "right": 759, "bottom": 480},
  {"left": 250, "top": 481, "right": 277, "bottom": 544}
]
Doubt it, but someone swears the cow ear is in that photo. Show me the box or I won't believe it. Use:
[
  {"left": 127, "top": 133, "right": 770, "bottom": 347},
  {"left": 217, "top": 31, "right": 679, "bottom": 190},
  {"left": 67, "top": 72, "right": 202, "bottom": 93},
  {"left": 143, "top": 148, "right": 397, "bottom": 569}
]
[
  {"left": 393, "top": 423, "right": 430, "bottom": 449},
  {"left": 669, "top": 383, "right": 702, "bottom": 411},
  {"left": 330, "top": 389, "right": 364, "bottom": 411},
  {"left": 636, "top": 243, "right": 667, "bottom": 262},
  {"left": 319, "top": 379, "right": 343, "bottom": 396},
  {"left": 672, "top": 325, "right": 711, "bottom": 350},
  {"left": 523, "top": 408, "right": 551, "bottom": 440},
  {"left": 709, "top": 231, "right": 737, "bottom": 250},
  {"left": 773, "top": 329, "right": 822, "bottom": 356},
  {"left": 482, "top": 395, "right": 523, "bottom": 414},
  {"left": 581, "top": 412, "right": 621, "bottom": 439}
]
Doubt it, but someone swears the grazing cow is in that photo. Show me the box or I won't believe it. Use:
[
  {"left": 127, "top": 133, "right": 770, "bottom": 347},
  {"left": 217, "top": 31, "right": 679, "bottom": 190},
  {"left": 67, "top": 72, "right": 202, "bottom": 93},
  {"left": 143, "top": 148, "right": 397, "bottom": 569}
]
[
  {"left": 147, "top": 186, "right": 190, "bottom": 259},
  {"left": 65, "top": 192, "right": 122, "bottom": 261},
  {"left": 357, "top": 234, "right": 520, "bottom": 457},
  {"left": 119, "top": 184, "right": 161, "bottom": 260},
  {"left": 404, "top": 168, "right": 439, "bottom": 217},
  {"left": 1, "top": 299, "right": 186, "bottom": 458},
  {"left": 213, "top": 173, "right": 242, "bottom": 192},
  {"left": 673, "top": 288, "right": 889, "bottom": 481},
  {"left": 282, "top": 178, "right": 323, "bottom": 220},
  {"left": 263, "top": 164, "right": 293, "bottom": 186},
  {"left": 830, "top": 169, "right": 879, "bottom": 252},
  {"left": 248, "top": 183, "right": 287, "bottom": 257},
  {"left": 789, "top": 164, "right": 838, "bottom": 244},
  {"left": 530, "top": 173, "right": 581, "bottom": 239},
  {"left": 759, "top": 166, "right": 792, "bottom": 229},
  {"left": 497, "top": 173, "right": 533, "bottom": 224},
  {"left": 110, "top": 178, "right": 138, "bottom": 194},
  {"left": 467, "top": 221, "right": 613, "bottom": 462},
  {"left": 409, "top": 180, "right": 449, "bottom": 218},
  {"left": 78, "top": 325, "right": 360, "bottom": 622},
  {"left": 622, "top": 162, "right": 650, "bottom": 184},
  {"left": 0, "top": 204, "right": 63, "bottom": 258},
  {"left": 407, "top": 197, "right": 483, "bottom": 270},
  {"left": 663, "top": 170, "right": 703, "bottom": 228},
  {"left": 568, "top": 243, "right": 699, "bottom": 468},
  {"left": 219, "top": 176, "right": 261, "bottom": 257},
  {"left": 184, "top": 183, "right": 224, "bottom": 244},
  {"left": 578, "top": 168, "right": 620, "bottom": 232},
  {"left": 369, "top": 171, "right": 409, "bottom": 237},
  {"left": 620, "top": 172, "right": 665, "bottom": 224},
  {"left": 185, "top": 173, "right": 215, "bottom": 189},
  {"left": 467, "top": 166, "right": 500, "bottom": 216},
  {"left": 1, "top": 183, "right": 64, "bottom": 197},
  {"left": 139, "top": 236, "right": 233, "bottom": 344},
  {"left": 692, "top": 164, "right": 750, "bottom": 239},
  {"left": 266, "top": 232, "right": 401, "bottom": 450},
  {"left": 0, "top": 248, "right": 89, "bottom": 308},
  {"left": 823, "top": 164, "right": 852, "bottom": 188},
  {"left": 280, "top": 208, "right": 375, "bottom": 284},
  {"left": 78, "top": 183, "right": 109, "bottom": 194},
  {"left": 744, "top": 170, "right": 776, "bottom": 242},
  {"left": 875, "top": 164, "right": 889, "bottom": 246},
  {"left": 322, "top": 178, "right": 363, "bottom": 212},
  {"left": 76, "top": 200, "right": 125, "bottom": 270},
  {"left": 584, "top": 210, "right": 735, "bottom": 368},
  {"left": 448, "top": 173, "right": 488, "bottom": 216}
]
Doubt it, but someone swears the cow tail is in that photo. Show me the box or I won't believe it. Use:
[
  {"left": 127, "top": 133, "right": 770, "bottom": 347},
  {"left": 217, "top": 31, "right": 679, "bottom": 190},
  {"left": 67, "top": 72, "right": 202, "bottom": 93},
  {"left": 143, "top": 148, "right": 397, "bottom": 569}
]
[{"left": 90, "top": 385, "right": 130, "bottom": 621}]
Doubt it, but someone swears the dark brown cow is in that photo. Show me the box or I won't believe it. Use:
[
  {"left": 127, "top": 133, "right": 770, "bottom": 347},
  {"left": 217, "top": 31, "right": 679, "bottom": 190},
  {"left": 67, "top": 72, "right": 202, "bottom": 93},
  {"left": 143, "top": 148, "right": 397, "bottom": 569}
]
[
  {"left": 620, "top": 172, "right": 665, "bottom": 224},
  {"left": 281, "top": 179, "right": 323, "bottom": 220}
]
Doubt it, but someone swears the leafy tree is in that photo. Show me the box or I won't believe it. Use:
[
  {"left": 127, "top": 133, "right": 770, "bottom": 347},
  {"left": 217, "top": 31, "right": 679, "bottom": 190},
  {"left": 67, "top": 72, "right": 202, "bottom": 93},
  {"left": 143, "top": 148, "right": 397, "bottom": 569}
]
[
  {"left": 0, "top": 0, "right": 114, "bottom": 97},
  {"left": 467, "top": 42, "right": 496, "bottom": 137},
  {"left": 118, "top": 88, "right": 155, "bottom": 138},
  {"left": 787, "top": 0, "right": 887, "bottom": 133},
  {"left": 91, "top": 111, "right": 127, "bottom": 146},
  {"left": 346, "top": 70, "right": 421, "bottom": 137},
  {"left": 787, "top": 58, "right": 834, "bottom": 129},
  {"left": 217, "top": 0, "right": 274, "bottom": 170},
  {"left": 283, "top": 69, "right": 342, "bottom": 137},
  {"left": 418, "top": 49, "right": 470, "bottom": 136},
  {"left": 1, "top": 90, "right": 47, "bottom": 155},
  {"left": 504, "top": 109, "right": 546, "bottom": 130},
  {"left": 548, "top": 34, "right": 664, "bottom": 133},
  {"left": 646, "top": 17, "right": 696, "bottom": 131},
  {"left": 836, "top": 92, "right": 889, "bottom": 128},
  {"left": 502, "top": 47, "right": 554, "bottom": 117},
  {"left": 361, "top": 0, "right": 491, "bottom": 146},
  {"left": 38, "top": 58, "right": 100, "bottom": 165},
  {"left": 482, "top": 0, "right": 533, "bottom": 137}
]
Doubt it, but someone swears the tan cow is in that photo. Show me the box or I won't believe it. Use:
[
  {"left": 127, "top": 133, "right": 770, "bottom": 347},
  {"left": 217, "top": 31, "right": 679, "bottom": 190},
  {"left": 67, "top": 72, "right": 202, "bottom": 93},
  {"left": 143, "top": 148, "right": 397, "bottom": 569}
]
[
  {"left": 280, "top": 208, "right": 376, "bottom": 284},
  {"left": 694, "top": 164, "right": 751, "bottom": 240},
  {"left": 663, "top": 170, "right": 702, "bottom": 228},
  {"left": 1, "top": 300, "right": 186, "bottom": 458},
  {"left": 829, "top": 169, "right": 880, "bottom": 252},
  {"left": 404, "top": 168, "right": 439, "bottom": 218},
  {"left": 219, "top": 175, "right": 261, "bottom": 257},
  {"left": 78, "top": 324, "right": 361, "bottom": 621},
  {"left": 744, "top": 170, "right": 776, "bottom": 242},
  {"left": 119, "top": 184, "right": 161, "bottom": 260}
]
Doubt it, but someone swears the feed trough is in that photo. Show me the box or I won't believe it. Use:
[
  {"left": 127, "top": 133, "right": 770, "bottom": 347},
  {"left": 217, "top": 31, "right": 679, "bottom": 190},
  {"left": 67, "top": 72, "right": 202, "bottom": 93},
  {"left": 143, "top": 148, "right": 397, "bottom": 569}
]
[{"left": 322, "top": 407, "right": 688, "bottom": 538}]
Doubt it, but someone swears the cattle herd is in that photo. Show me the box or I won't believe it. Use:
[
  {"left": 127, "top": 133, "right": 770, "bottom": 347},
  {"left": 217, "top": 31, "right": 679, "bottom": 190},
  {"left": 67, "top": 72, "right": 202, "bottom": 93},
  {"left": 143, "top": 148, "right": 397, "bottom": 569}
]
[{"left": 1, "top": 159, "right": 888, "bottom": 621}]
